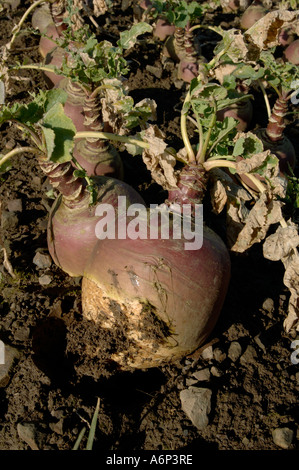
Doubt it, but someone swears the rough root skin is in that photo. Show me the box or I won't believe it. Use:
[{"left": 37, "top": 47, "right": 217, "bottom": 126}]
[
  {"left": 266, "top": 95, "right": 288, "bottom": 142},
  {"left": 39, "top": 159, "right": 88, "bottom": 206},
  {"left": 167, "top": 164, "right": 208, "bottom": 208},
  {"left": 81, "top": 277, "right": 181, "bottom": 370}
]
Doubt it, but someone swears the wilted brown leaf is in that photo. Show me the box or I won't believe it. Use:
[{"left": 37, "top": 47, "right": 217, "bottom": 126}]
[
  {"left": 263, "top": 221, "right": 299, "bottom": 332},
  {"left": 263, "top": 222, "right": 299, "bottom": 262},
  {"left": 209, "top": 168, "right": 251, "bottom": 214},
  {"left": 230, "top": 191, "right": 283, "bottom": 252},
  {"left": 93, "top": 0, "right": 108, "bottom": 16},
  {"left": 142, "top": 125, "right": 177, "bottom": 190},
  {"left": 245, "top": 10, "right": 299, "bottom": 50},
  {"left": 282, "top": 252, "right": 299, "bottom": 333}
]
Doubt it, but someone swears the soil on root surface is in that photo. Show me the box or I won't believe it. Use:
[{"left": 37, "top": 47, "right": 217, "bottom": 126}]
[{"left": 0, "top": 0, "right": 298, "bottom": 453}]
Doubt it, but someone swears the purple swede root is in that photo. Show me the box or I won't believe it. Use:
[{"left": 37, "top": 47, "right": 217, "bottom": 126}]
[
  {"left": 284, "top": 39, "right": 299, "bottom": 65},
  {"left": 153, "top": 18, "right": 175, "bottom": 41},
  {"left": 81, "top": 164, "right": 231, "bottom": 369},
  {"left": 221, "top": 0, "right": 252, "bottom": 13},
  {"left": 56, "top": 81, "right": 124, "bottom": 178},
  {"left": 240, "top": 0, "right": 267, "bottom": 31},
  {"left": 240, "top": 94, "right": 296, "bottom": 191},
  {"left": 255, "top": 95, "right": 296, "bottom": 174},
  {"left": 32, "top": 2, "right": 67, "bottom": 87},
  {"left": 217, "top": 99, "right": 253, "bottom": 132},
  {"left": 41, "top": 158, "right": 143, "bottom": 277},
  {"left": 163, "top": 27, "right": 186, "bottom": 62},
  {"left": 279, "top": 27, "right": 296, "bottom": 47},
  {"left": 177, "top": 27, "right": 200, "bottom": 83}
]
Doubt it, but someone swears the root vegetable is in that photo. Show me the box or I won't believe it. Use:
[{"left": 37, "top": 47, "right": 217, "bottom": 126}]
[
  {"left": 153, "top": 18, "right": 175, "bottom": 41},
  {"left": 81, "top": 164, "right": 230, "bottom": 369},
  {"left": 216, "top": 100, "right": 253, "bottom": 132},
  {"left": 221, "top": 0, "right": 251, "bottom": 13},
  {"left": 44, "top": 156, "right": 230, "bottom": 369},
  {"left": 239, "top": 94, "right": 296, "bottom": 191},
  {"left": 240, "top": 0, "right": 267, "bottom": 31},
  {"left": 284, "top": 39, "right": 299, "bottom": 65},
  {"left": 46, "top": 167, "right": 143, "bottom": 277},
  {"left": 279, "top": 27, "right": 296, "bottom": 47}
]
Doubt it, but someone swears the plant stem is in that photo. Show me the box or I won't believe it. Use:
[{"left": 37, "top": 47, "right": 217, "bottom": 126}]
[
  {"left": 74, "top": 131, "right": 150, "bottom": 149},
  {"left": 258, "top": 79, "right": 271, "bottom": 119},
  {"left": 180, "top": 90, "right": 196, "bottom": 163},
  {"left": 198, "top": 98, "right": 217, "bottom": 164},
  {"left": 189, "top": 24, "right": 223, "bottom": 36},
  {"left": 0, "top": 146, "right": 41, "bottom": 166},
  {"left": 12, "top": 120, "right": 43, "bottom": 148},
  {"left": 8, "top": 0, "right": 49, "bottom": 51},
  {"left": 203, "top": 159, "right": 267, "bottom": 193}
]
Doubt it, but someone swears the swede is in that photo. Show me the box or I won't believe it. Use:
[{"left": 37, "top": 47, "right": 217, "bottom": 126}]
[
  {"left": 81, "top": 164, "right": 230, "bottom": 369},
  {"left": 46, "top": 165, "right": 143, "bottom": 277},
  {"left": 42, "top": 150, "right": 231, "bottom": 369},
  {"left": 153, "top": 18, "right": 175, "bottom": 41},
  {"left": 221, "top": 0, "right": 251, "bottom": 13},
  {"left": 217, "top": 100, "right": 253, "bottom": 132},
  {"left": 240, "top": 94, "right": 296, "bottom": 191},
  {"left": 284, "top": 39, "right": 299, "bottom": 65},
  {"left": 279, "top": 27, "right": 296, "bottom": 47},
  {"left": 56, "top": 79, "right": 124, "bottom": 178},
  {"left": 240, "top": 0, "right": 267, "bottom": 31}
]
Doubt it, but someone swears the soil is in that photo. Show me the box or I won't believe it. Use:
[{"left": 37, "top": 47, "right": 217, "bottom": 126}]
[{"left": 0, "top": 0, "right": 298, "bottom": 455}]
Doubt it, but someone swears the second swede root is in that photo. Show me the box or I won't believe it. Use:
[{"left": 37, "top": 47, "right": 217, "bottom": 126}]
[{"left": 255, "top": 94, "right": 296, "bottom": 175}]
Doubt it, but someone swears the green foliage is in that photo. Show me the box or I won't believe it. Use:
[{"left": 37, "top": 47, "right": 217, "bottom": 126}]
[
  {"left": 284, "top": 173, "right": 299, "bottom": 210},
  {"left": 259, "top": 51, "right": 299, "bottom": 94},
  {"left": 0, "top": 88, "right": 68, "bottom": 127},
  {"left": 46, "top": 22, "right": 152, "bottom": 88},
  {"left": 232, "top": 134, "right": 264, "bottom": 158},
  {"left": 148, "top": 0, "right": 208, "bottom": 27},
  {"left": 0, "top": 89, "right": 76, "bottom": 163},
  {"left": 39, "top": 102, "right": 76, "bottom": 163}
]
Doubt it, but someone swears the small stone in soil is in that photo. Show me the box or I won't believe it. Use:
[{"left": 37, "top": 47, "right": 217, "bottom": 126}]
[
  {"left": 240, "top": 345, "right": 257, "bottom": 365},
  {"left": 38, "top": 274, "right": 52, "bottom": 285},
  {"left": 272, "top": 427, "right": 294, "bottom": 449},
  {"left": 192, "top": 368, "right": 210, "bottom": 382},
  {"left": 228, "top": 341, "right": 242, "bottom": 362},
  {"left": 7, "top": 199, "right": 22, "bottom": 212},
  {"left": 0, "top": 343, "right": 21, "bottom": 387},
  {"left": 33, "top": 252, "right": 52, "bottom": 269},
  {"left": 180, "top": 387, "right": 212, "bottom": 430}
]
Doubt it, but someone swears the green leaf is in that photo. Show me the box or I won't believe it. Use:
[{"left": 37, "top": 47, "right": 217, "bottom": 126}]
[
  {"left": 0, "top": 158, "right": 12, "bottom": 174},
  {"left": 233, "top": 137, "right": 245, "bottom": 157},
  {"left": 39, "top": 103, "right": 76, "bottom": 163},
  {"left": 233, "top": 133, "right": 264, "bottom": 158},
  {"left": 118, "top": 23, "right": 153, "bottom": 50},
  {"left": 44, "top": 88, "right": 68, "bottom": 112},
  {"left": 40, "top": 126, "right": 56, "bottom": 160}
]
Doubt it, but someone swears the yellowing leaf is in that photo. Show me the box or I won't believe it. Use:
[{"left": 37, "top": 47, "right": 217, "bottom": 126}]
[
  {"left": 245, "top": 10, "right": 299, "bottom": 50},
  {"left": 40, "top": 103, "right": 76, "bottom": 163}
]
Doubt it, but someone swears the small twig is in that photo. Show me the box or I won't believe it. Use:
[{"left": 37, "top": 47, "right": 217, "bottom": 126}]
[{"left": 1, "top": 247, "right": 16, "bottom": 278}]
